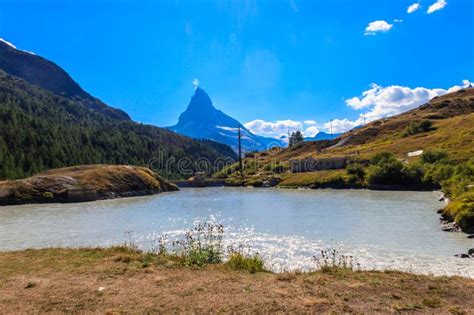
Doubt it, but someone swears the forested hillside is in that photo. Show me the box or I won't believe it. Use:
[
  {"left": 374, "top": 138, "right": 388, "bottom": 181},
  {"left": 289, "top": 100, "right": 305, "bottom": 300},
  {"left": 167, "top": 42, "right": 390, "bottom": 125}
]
[
  {"left": 0, "top": 71, "right": 237, "bottom": 180},
  {"left": 0, "top": 40, "right": 130, "bottom": 120}
]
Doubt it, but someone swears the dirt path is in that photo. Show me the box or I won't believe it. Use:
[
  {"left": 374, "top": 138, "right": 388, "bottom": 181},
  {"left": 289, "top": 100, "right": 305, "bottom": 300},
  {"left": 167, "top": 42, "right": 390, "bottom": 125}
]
[{"left": 1, "top": 248, "right": 473, "bottom": 313}]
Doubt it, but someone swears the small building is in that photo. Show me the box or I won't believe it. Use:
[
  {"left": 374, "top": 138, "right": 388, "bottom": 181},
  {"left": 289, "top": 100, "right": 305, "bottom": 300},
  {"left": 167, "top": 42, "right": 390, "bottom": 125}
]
[{"left": 290, "top": 157, "right": 347, "bottom": 173}]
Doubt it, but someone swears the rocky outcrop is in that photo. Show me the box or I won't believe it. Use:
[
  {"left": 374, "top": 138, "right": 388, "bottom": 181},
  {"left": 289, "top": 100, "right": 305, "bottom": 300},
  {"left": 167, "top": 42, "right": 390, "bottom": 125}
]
[{"left": 0, "top": 165, "right": 178, "bottom": 205}]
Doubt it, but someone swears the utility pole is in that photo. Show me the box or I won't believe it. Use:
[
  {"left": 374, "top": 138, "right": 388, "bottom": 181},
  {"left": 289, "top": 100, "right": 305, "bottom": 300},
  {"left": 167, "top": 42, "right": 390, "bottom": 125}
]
[
  {"left": 238, "top": 126, "right": 244, "bottom": 185},
  {"left": 329, "top": 119, "right": 333, "bottom": 139}
]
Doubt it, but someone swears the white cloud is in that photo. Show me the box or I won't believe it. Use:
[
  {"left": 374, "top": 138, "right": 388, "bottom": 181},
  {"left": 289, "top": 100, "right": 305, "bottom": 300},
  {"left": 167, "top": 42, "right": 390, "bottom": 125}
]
[
  {"left": 323, "top": 119, "right": 362, "bottom": 134},
  {"left": 427, "top": 0, "right": 447, "bottom": 14},
  {"left": 304, "top": 126, "right": 320, "bottom": 137},
  {"left": 462, "top": 80, "right": 474, "bottom": 88},
  {"left": 192, "top": 78, "right": 199, "bottom": 90},
  {"left": 364, "top": 20, "right": 393, "bottom": 35},
  {"left": 407, "top": 3, "right": 420, "bottom": 13},
  {"left": 393, "top": 19, "right": 403, "bottom": 23},
  {"left": 244, "top": 119, "right": 303, "bottom": 138},
  {"left": 346, "top": 80, "right": 473, "bottom": 121},
  {"left": 246, "top": 80, "right": 473, "bottom": 137},
  {"left": 244, "top": 119, "right": 324, "bottom": 138},
  {"left": 334, "top": 80, "right": 473, "bottom": 133}
]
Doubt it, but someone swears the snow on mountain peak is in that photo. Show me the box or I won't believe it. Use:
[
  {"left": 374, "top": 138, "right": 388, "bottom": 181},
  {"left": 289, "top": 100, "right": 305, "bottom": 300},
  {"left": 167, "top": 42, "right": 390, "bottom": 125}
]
[
  {"left": 0, "top": 38, "right": 16, "bottom": 49},
  {"left": 0, "top": 38, "right": 36, "bottom": 55}
]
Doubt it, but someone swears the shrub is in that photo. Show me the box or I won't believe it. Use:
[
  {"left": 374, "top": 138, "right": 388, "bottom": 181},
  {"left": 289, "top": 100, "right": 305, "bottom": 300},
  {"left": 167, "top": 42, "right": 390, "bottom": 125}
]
[
  {"left": 420, "top": 149, "right": 450, "bottom": 164},
  {"left": 271, "top": 164, "right": 287, "bottom": 174},
  {"left": 367, "top": 159, "right": 404, "bottom": 185},
  {"left": 403, "top": 163, "right": 424, "bottom": 186},
  {"left": 422, "top": 164, "right": 455, "bottom": 185},
  {"left": 172, "top": 223, "right": 224, "bottom": 267},
  {"left": 370, "top": 152, "right": 397, "bottom": 165},
  {"left": 226, "top": 245, "right": 265, "bottom": 273},
  {"left": 244, "top": 159, "right": 258, "bottom": 175},
  {"left": 368, "top": 152, "right": 425, "bottom": 186},
  {"left": 444, "top": 191, "right": 474, "bottom": 232},
  {"left": 402, "top": 120, "right": 433, "bottom": 137},
  {"left": 313, "top": 249, "right": 356, "bottom": 273},
  {"left": 346, "top": 163, "right": 365, "bottom": 183},
  {"left": 42, "top": 192, "right": 54, "bottom": 199}
]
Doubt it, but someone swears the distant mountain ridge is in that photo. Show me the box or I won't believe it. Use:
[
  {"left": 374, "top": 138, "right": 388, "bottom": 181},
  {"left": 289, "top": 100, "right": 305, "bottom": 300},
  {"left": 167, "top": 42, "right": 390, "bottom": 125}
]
[
  {"left": 0, "top": 39, "right": 130, "bottom": 120},
  {"left": 0, "top": 41, "right": 237, "bottom": 179},
  {"left": 169, "top": 87, "right": 285, "bottom": 152},
  {"left": 304, "top": 131, "right": 342, "bottom": 141}
]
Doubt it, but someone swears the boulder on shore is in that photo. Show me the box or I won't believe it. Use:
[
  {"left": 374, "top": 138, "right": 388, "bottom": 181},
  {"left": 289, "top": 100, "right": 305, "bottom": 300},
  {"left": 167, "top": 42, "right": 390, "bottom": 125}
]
[{"left": 454, "top": 253, "right": 470, "bottom": 258}]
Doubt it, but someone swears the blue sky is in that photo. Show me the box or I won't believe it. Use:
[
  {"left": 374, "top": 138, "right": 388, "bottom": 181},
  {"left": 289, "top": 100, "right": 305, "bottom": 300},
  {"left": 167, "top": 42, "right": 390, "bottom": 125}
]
[{"left": 0, "top": 0, "right": 473, "bottom": 137}]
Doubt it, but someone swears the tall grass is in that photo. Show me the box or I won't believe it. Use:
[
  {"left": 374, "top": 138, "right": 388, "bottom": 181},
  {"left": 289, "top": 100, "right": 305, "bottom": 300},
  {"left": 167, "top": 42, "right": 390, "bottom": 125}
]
[
  {"left": 313, "top": 249, "right": 358, "bottom": 273},
  {"left": 226, "top": 244, "right": 265, "bottom": 273},
  {"left": 171, "top": 222, "right": 225, "bottom": 267}
]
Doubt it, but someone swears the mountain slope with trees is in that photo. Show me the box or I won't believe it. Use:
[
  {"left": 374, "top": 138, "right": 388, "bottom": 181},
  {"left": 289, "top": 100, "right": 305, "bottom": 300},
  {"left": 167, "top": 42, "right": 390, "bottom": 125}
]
[
  {"left": 0, "top": 71, "right": 236, "bottom": 180},
  {"left": 0, "top": 40, "right": 130, "bottom": 120}
]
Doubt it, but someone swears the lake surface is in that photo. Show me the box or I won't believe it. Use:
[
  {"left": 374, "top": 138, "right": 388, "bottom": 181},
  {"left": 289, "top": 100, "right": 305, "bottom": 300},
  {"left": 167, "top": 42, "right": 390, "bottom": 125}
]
[{"left": 1, "top": 188, "right": 473, "bottom": 277}]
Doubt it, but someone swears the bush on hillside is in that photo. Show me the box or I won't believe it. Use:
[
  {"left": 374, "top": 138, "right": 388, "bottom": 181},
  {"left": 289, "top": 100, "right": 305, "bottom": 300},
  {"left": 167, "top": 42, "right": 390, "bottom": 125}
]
[
  {"left": 420, "top": 149, "right": 450, "bottom": 164},
  {"left": 370, "top": 152, "right": 396, "bottom": 165},
  {"left": 367, "top": 159, "right": 405, "bottom": 185},
  {"left": 367, "top": 152, "right": 425, "bottom": 186},
  {"left": 402, "top": 120, "right": 433, "bottom": 137},
  {"left": 444, "top": 191, "right": 474, "bottom": 232},
  {"left": 346, "top": 163, "right": 365, "bottom": 183},
  {"left": 402, "top": 163, "right": 424, "bottom": 186}
]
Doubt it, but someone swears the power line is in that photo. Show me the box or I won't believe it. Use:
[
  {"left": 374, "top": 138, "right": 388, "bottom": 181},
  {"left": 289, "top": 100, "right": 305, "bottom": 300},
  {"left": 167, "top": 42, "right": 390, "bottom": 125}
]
[{"left": 238, "top": 125, "right": 244, "bottom": 185}]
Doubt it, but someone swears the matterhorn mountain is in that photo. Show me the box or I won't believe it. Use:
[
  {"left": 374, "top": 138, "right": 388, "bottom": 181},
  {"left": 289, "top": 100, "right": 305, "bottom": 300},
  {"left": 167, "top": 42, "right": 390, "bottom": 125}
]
[{"left": 169, "top": 87, "right": 285, "bottom": 152}]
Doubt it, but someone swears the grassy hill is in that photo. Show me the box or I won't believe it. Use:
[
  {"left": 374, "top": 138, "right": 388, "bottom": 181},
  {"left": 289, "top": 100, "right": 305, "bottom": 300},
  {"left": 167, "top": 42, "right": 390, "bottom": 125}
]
[
  {"left": 0, "top": 71, "right": 237, "bottom": 180},
  {"left": 221, "top": 88, "right": 473, "bottom": 179},
  {"left": 219, "top": 88, "right": 474, "bottom": 231},
  {"left": 238, "top": 88, "right": 473, "bottom": 168}
]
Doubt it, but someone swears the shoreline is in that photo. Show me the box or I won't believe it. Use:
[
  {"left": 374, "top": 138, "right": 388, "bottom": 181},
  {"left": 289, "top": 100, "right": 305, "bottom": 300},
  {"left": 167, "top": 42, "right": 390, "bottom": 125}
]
[{"left": 1, "top": 247, "right": 473, "bottom": 313}]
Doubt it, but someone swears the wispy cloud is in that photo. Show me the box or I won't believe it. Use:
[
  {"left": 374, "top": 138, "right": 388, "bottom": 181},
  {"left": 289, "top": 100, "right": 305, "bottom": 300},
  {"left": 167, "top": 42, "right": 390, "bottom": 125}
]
[
  {"left": 288, "top": 0, "right": 298, "bottom": 13},
  {"left": 364, "top": 20, "right": 393, "bottom": 35},
  {"left": 427, "top": 0, "right": 447, "bottom": 14},
  {"left": 407, "top": 3, "right": 421, "bottom": 13}
]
